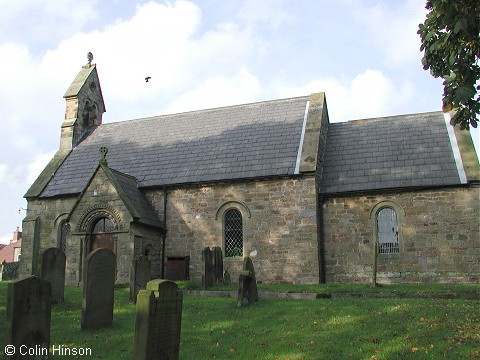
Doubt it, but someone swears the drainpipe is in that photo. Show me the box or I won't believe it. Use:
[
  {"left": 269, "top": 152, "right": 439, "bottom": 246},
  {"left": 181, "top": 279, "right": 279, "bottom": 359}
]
[
  {"left": 161, "top": 186, "right": 167, "bottom": 278},
  {"left": 317, "top": 194, "right": 326, "bottom": 283}
]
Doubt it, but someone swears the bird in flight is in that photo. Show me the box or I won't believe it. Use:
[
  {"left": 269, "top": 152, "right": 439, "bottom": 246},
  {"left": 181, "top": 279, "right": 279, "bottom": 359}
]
[{"left": 145, "top": 76, "right": 151, "bottom": 82}]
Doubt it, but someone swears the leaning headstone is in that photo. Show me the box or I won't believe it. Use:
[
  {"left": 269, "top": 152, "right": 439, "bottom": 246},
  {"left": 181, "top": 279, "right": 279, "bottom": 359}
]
[
  {"left": 213, "top": 246, "right": 224, "bottom": 283},
  {"left": 237, "top": 257, "right": 259, "bottom": 307},
  {"left": 5, "top": 276, "right": 52, "bottom": 359},
  {"left": 81, "top": 248, "right": 116, "bottom": 330},
  {"left": 202, "top": 247, "right": 215, "bottom": 289},
  {"left": 40, "top": 247, "right": 66, "bottom": 303},
  {"left": 134, "top": 279, "right": 183, "bottom": 360},
  {"left": 130, "top": 255, "right": 151, "bottom": 304}
]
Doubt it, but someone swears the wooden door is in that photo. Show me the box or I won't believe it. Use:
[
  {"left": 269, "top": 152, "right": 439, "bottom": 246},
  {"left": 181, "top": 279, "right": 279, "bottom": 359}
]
[{"left": 90, "top": 233, "right": 114, "bottom": 252}]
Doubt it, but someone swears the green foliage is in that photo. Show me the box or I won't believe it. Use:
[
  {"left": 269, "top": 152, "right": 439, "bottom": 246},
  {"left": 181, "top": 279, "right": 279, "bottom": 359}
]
[{"left": 418, "top": 0, "right": 480, "bottom": 129}]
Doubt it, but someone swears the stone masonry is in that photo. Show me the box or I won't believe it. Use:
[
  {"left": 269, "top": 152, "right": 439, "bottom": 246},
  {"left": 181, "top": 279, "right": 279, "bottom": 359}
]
[
  {"left": 146, "top": 176, "right": 319, "bottom": 284},
  {"left": 322, "top": 185, "right": 480, "bottom": 283}
]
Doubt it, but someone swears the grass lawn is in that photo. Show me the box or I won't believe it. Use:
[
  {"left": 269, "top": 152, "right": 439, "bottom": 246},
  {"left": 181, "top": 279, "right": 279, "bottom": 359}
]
[{"left": 0, "top": 281, "right": 479, "bottom": 359}]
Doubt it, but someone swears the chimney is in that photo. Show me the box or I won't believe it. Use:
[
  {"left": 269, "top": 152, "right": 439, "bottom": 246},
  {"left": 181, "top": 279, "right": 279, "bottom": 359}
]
[{"left": 11, "top": 227, "right": 22, "bottom": 243}]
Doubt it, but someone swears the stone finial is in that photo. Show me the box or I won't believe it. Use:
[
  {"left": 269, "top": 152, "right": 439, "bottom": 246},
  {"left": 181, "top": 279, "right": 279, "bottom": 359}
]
[
  {"left": 87, "top": 52, "right": 93, "bottom": 66},
  {"left": 100, "top": 146, "right": 108, "bottom": 165}
]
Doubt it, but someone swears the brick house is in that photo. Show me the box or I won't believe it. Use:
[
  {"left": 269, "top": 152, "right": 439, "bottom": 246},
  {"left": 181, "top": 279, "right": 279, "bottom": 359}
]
[
  {"left": 0, "top": 228, "right": 22, "bottom": 280},
  {"left": 0, "top": 227, "right": 22, "bottom": 264},
  {"left": 21, "top": 62, "right": 479, "bottom": 285}
]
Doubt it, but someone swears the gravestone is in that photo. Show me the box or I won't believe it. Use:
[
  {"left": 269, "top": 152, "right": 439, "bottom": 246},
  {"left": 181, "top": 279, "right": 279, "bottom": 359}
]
[
  {"left": 81, "top": 248, "right": 116, "bottom": 330},
  {"left": 134, "top": 279, "right": 183, "bottom": 360},
  {"left": 237, "top": 257, "right": 259, "bottom": 307},
  {"left": 213, "top": 246, "right": 224, "bottom": 283},
  {"left": 130, "top": 255, "right": 151, "bottom": 304},
  {"left": 202, "top": 247, "right": 215, "bottom": 289},
  {"left": 5, "top": 276, "right": 52, "bottom": 360},
  {"left": 40, "top": 247, "right": 66, "bottom": 303},
  {"left": 223, "top": 268, "right": 231, "bottom": 285}
]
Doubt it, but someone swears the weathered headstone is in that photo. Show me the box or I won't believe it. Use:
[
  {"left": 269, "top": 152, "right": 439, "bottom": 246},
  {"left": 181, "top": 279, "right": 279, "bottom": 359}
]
[
  {"left": 202, "top": 247, "right": 215, "bottom": 289},
  {"left": 130, "top": 255, "right": 151, "bottom": 304},
  {"left": 237, "top": 257, "right": 259, "bottom": 307},
  {"left": 5, "top": 276, "right": 52, "bottom": 360},
  {"left": 223, "top": 268, "right": 231, "bottom": 285},
  {"left": 40, "top": 247, "right": 66, "bottom": 303},
  {"left": 213, "top": 246, "right": 224, "bottom": 283},
  {"left": 134, "top": 279, "right": 183, "bottom": 360},
  {"left": 81, "top": 248, "right": 116, "bottom": 330}
]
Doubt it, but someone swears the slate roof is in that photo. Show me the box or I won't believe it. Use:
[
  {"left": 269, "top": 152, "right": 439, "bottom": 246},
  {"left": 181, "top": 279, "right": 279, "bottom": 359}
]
[
  {"left": 40, "top": 96, "right": 309, "bottom": 198},
  {"left": 103, "top": 166, "right": 163, "bottom": 228},
  {"left": 319, "top": 112, "right": 462, "bottom": 194}
]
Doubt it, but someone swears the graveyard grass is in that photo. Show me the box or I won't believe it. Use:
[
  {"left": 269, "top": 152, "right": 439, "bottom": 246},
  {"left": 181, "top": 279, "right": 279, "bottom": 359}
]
[{"left": 0, "top": 282, "right": 479, "bottom": 359}]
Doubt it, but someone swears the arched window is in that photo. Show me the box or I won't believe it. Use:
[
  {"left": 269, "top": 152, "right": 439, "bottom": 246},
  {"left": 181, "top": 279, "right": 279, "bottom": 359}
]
[
  {"left": 377, "top": 208, "right": 399, "bottom": 254},
  {"left": 224, "top": 209, "right": 243, "bottom": 257},
  {"left": 90, "top": 217, "right": 116, "bottom": 253},
  {"left": 58, "top": 220, "right": 70, "bottom": 253},
  {"left": 92, "top": 217, "right": 115, "bottom": 233}
]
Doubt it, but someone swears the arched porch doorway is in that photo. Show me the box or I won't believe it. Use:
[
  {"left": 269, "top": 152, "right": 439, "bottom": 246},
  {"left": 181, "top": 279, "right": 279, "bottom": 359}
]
[{"left": 90, "top": 217, "right": 116, "bottom": 253}]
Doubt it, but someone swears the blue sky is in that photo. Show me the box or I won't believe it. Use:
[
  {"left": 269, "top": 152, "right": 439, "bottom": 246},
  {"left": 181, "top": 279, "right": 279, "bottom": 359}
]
[{"left": 0, "top": 0, "right": 478, "bottom": 243}]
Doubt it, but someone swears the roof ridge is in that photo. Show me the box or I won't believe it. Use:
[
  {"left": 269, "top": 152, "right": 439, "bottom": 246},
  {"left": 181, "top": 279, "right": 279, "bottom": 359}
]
[
  {"left": 107, "top": 166, "right": 138, "bottom": 182},
  {"left": 340, "top": 111, "right": 443, "bottom": 124},
  {"left": 101, "top": 95, "right": 310, "bottom": 126}
]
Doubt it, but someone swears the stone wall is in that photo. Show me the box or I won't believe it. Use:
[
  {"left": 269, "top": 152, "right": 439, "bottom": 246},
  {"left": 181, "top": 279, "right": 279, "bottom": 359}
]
[
  {"left": 21, "top": 166, "right": 163, "bottom": 285},
  {"left": 322, "top": 185, "right": 480, "bottom": 283},
  {"left": 20, "top": 197, "right": 77, "bottom": 278},
  {"left": 146, "top": 176, "right": 319, "bottom": 284}
]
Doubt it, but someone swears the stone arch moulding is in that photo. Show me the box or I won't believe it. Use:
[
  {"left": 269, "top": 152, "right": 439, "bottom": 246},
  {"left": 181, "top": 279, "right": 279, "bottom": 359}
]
[
  {"left": 368, "top": 200, "right": 405, "bottom": 220},
  {"left": 76, "top": 204, "right": 123, "bottom": 233},
  {"left": 215, "top": 201, "right": 251, "bottom": 220},
  {"left": 54, "top": 213, "right": 70, "bottom": 229},
  {"left": 52, "top": 213, "right": 69, "bottom": 248},
  {"left": 369, "top": 200, "right": 405, "bottom": 254}
]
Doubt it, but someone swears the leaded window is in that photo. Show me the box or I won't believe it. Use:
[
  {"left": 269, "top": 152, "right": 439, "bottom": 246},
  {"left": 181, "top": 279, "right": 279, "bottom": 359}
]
[
  {"left": 377, "top": 208, "right": 399, "bottom": 254},
  {"left": 92, "top": 217, "right": 115, "bottom": 233},
  {"left": 224, "top": 209, "right": 243, "bottom": 257},
  {"left": 58, "top": 220, "right": 70, "bottom": 253}
]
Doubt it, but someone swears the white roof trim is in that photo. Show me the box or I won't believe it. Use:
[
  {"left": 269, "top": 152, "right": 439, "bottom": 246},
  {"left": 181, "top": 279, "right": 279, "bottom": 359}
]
[
  {"left": 444, "top": 112, "right": 467, "bottom": 184},
  {"left": 294, "top": 101, "right": 310, "bottom": 174}
]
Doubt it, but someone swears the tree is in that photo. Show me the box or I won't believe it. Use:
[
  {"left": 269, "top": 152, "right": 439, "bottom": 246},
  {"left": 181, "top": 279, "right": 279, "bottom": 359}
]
[{"left": 418, "top": 0, "right": 480, "bottom": 129}]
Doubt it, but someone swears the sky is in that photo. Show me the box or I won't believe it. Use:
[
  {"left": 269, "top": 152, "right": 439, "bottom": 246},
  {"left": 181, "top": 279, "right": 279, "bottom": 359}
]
[{"left": 0, "top": 0, "right": 478, "bottom": 244}]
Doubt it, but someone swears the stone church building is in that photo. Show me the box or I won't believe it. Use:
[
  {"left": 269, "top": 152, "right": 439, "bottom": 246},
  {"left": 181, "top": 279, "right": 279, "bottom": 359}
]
[{"left": 20, "top": 62, "right": 479, "bottom": 285}]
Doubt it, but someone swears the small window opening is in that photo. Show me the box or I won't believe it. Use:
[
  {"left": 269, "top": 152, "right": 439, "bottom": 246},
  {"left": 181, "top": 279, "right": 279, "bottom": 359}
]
[
  {"left": 224, "top": 209, "right": 243, "bottom": 257},
  {"left": 377, "top": 208, "right": 399, "bottom": 254}
]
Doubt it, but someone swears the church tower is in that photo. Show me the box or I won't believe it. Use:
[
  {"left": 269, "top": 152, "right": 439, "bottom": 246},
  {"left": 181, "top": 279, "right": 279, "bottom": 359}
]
[{"left": 60, "top": 53, "right": 106, "bottom": 150}]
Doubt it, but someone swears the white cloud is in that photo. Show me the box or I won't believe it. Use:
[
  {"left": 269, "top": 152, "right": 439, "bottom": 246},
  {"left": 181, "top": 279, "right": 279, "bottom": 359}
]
[
  {"left": 29, "top": 0, "right": 261, "bottom": 122},
  {"left": 0, "top": 0, "right": 99, "bottom": 46},
  {"left": 0, "top": 232, "right": 12, "bottom": 245},
  {"left": 26, "top": 152, "right": 56, "bottom": 186},
  {"left": 0, "top": 164, "right": 7, "bottom": 187},
  {"left": 348, "top": 0, "right": 427, "bottom": 67},
  {"left": 276, "top": 69, "right": 414, "bottom": 122},
  {"left": 238, "top": 0, "right": 293, "bottom": 32},
  {"left": 163, "top": 68, "right": 261, "bottom": 113}
]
